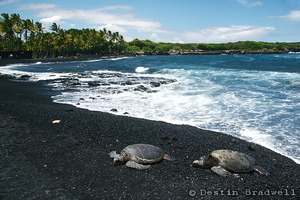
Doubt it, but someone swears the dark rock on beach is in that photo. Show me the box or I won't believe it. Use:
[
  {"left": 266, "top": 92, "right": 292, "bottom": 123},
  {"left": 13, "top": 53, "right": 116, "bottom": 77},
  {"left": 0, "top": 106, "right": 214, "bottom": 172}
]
[
  {"left": 0, "top": 73, "right": 15, "bottom": 79},
  {"left": 23, "top": 71, "right": 178, "bottom": 98},
  {"left": 88, "top": 81, "right": 101, "bottom": 87},
  {"left": 0, "top": 76, "right": 299, "bottom": 200},
  {"left": 134, "top": 85, "right": 148, "bottom": 92},
  {"left": 17, "top": 74, "right": 31, "bottom": 80},
  {"left": 110, "top": 108, "right": 118, "bottom": 112},
  {"left": 150, "top": 81, "right": 161, "bottom": 87}
]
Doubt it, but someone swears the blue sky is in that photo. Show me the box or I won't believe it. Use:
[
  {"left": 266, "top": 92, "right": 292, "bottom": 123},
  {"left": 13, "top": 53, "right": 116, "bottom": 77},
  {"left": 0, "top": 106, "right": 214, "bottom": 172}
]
[{"left": 1, "top": 0, "right": 300, "bottom": 43}]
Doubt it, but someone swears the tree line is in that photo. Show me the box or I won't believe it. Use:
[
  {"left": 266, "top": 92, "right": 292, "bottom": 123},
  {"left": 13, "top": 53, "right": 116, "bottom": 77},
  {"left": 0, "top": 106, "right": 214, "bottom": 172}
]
[
  {"left": 0, "top": 13, "right": 126, "bottom": 58},
  {"left": 127, "top": 39, "right": 300, "bottom": 54},
  {"left": 1, "top": 13, "right": 300, "bottom": 58}
]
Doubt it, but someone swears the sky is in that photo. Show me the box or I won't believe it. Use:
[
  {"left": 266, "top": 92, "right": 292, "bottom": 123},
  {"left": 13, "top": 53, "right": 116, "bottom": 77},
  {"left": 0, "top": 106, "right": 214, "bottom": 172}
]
[{"left": 1, "top": 0, "right": 300, "bottom": 43}]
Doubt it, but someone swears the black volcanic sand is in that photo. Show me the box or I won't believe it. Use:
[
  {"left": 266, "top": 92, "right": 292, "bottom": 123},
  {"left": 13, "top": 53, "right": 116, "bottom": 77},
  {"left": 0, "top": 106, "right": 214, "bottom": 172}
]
[{"left": 0, "top": 75, "right": 299, "bottom": 200}]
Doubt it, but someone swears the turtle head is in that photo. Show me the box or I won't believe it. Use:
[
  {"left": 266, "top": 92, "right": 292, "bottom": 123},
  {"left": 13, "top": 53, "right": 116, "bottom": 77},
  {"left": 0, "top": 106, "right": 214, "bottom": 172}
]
[
  {"left": 113, "top": 157, "right": 124, "bottom": 165},
  {"left": 192, "top": 156, "right": 206, "bottom": 168},
  {"left": 192, "top": 155, "right": 214, "bottom": 168},
  {"left": 109, "top": 151, "right": 124, "bottom": 165}
]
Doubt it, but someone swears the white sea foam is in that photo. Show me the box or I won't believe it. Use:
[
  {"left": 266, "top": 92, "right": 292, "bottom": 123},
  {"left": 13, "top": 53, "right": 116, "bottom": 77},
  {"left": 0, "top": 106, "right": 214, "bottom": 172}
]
[
  {"left": 52, "top": 68, "right": 300, "bottom": 164},
  {"left": 1, "top": 56, "right": 299, "bottom": 164},
  {"left": 0, "top": 65, "right": 31, "bottom": 77},
  {"left": 83, "top": 59, "right": 104, "bottom": 63},
  {"left": 135, "top": 67, "right": 149, "bottom": 73},
  {"left": 109, "top": 56, "right": 130, "bottom": 61}
]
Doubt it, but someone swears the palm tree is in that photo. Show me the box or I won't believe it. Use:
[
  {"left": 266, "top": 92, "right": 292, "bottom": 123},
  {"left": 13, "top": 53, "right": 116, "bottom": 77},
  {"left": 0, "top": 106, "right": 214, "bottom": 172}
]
[
  {"left": 11, "top": 13, "right": 23, "bottom": 50},
  {"left": 57, "top": 28, "right": 66, "bottom": 56},
  {"left": 50, "top": 23, "right": 60, "bottom": 33},
  {"left": 34, "top": 22, "right": 45, "bottom": 57},
  {"left": 43, "top": 32, "right": 54, "bottom": 57},
  {"left": 22, "top": 19, "right": 33, "bottom": 50},
  {"left": 0, "top": 13, "right": 14, "bottom": 50},
  {"left": 28, "top": 22, "right": 37, "bottom": 52},
  {"left": 50, "top": 23, "right": 65, "bottom": 56},
  {"left": 1, "top": 12, "right": 128, "bottom": 57}
]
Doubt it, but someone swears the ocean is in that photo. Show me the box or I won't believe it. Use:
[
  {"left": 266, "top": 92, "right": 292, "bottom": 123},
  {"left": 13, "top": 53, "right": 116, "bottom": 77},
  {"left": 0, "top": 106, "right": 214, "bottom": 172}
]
[{"left": 1, "top": 54, "right": 299, "bottom": 164}]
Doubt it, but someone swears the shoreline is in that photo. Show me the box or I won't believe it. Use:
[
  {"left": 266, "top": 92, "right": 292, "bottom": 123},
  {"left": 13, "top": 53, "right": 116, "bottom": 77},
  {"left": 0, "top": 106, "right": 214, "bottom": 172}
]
[
  {"left": 0, "top": 54, "right": 127, "bottom": 67},
  {"left": 0, "top": 74, "right": 299, "bottom": 199},
  {"left": 0, "top": 50, "right": 291, "bottom": 67},
  {"left": 1, "top": 53, "right": 298, "bottom": 165}
]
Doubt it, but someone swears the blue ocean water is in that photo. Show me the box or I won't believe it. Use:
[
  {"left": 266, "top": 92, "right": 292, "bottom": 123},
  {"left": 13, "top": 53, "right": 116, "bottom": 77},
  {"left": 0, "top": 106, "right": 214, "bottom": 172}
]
[{"left": 1, "top": 54, "right": 299, "bottom": 163}]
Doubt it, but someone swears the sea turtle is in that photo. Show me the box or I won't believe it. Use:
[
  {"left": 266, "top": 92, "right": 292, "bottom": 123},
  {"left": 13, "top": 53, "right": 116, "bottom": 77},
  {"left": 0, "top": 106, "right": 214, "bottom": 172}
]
[
  {"left": 109, "top": 144, "right": 174, "bottom": 169},
  {"left": 192, "top": 149, "right": 270, "bottom": 178}
]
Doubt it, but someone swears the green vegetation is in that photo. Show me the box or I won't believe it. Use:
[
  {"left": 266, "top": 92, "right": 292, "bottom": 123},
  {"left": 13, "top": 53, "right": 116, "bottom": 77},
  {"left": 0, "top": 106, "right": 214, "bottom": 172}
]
[
  {"left": 125, "top": 39, "right": 300, "bottom": 55},
  {"left": 0, "top": 13, "right": 125, "bottom": 58},
  {"left": 1, "top": 13, "right": 300, "bottom": 58}
]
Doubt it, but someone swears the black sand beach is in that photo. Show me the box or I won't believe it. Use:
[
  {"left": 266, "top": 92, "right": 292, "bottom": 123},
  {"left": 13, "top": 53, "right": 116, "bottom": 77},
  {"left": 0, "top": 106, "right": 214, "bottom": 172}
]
[{"left": 0, "top": 74, "right": 299, "bottom": 199}]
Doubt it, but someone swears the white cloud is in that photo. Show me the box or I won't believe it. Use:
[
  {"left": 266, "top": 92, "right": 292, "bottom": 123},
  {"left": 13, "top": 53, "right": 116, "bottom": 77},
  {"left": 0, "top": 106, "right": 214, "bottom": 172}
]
[
  {"left": 100, "top": 5, "right": 133, "bottom": 11},
  {"left": 149, "top": 33, "right": 159, "bottom": 41},
  {"left": 19, "top": 3, "right": 275, "bottom": 43},
  {"left": 0, "top": 0, "right": 19, "bottom": 6},
  {"left": 33, "top": 6, "right": 161, "bottom": 32},
  {"left": 97, "top": 24, "right": 127, "bottom": 33},
  {"left": 272, "top": 10, "right": 300, "bottom": 22},
  {"left": 237, "top": 0, "right": 263, "bottom": 7},
  {"left": 18, "top": 3, "right": 56, "bottom": 10},
  {"left": 147, "top": 25, "right": 275, "bottom": 43},
  {"left": 40, "top": 16, "right": 63, "bottom": 25}
]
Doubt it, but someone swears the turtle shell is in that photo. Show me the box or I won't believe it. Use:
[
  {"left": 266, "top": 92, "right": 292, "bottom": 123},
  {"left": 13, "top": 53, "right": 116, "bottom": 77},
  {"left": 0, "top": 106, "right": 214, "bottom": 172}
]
[
  {"left": 210, "top": 150, "right": 255, "bottom": 173},
  {"left": 120, "top": 144, "right": 164, "bottom": 164}
]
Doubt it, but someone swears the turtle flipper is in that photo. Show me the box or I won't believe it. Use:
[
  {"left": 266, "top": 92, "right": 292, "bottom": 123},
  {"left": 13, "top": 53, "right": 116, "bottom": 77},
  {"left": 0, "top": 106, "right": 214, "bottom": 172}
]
[
  {"left": 163, "top": 154, "right": 176, "bottom": 161},
  {"left": 126, "top": 161, "right": 151, "bottom": 169},
  {"left": 211, "top": 166, "right": 240, "bottom": 178},
  {"left": 254, "top": 165, "right": 270, "bottom": 176}
]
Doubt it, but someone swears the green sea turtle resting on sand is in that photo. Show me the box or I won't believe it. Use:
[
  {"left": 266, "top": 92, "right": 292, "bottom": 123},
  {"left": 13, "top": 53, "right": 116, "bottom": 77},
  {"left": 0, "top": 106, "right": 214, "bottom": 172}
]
[
  {"left": 109, "top": 144, "right": 174, "bottom": 169},
  {"left": 192, "top": 149, "right": 270, "bottom": 178}
]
